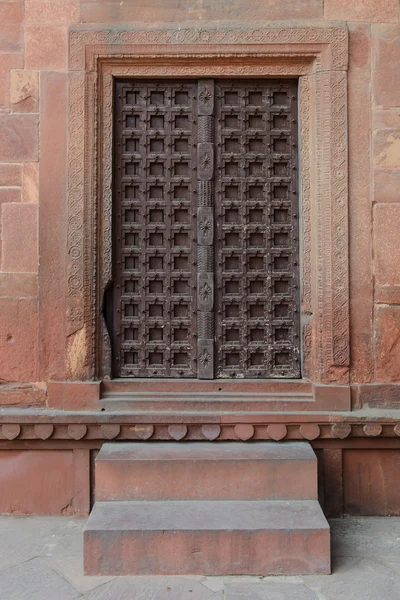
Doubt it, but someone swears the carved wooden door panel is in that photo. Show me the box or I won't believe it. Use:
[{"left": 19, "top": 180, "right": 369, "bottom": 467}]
[{"left": 113, "top": 78, "right": 300, "bottom": 379}]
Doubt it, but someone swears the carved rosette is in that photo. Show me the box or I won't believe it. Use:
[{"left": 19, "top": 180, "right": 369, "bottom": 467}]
[{"left": 197, "top": 79, "right": 215, "bottom": 378}]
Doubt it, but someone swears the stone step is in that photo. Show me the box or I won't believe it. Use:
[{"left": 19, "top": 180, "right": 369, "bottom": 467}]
[
  {"left": 84, "top": 499, "right": 330, "bottom": 576},
  {"left": 95, "top": 441, "right": 318, "bottom": 501}
]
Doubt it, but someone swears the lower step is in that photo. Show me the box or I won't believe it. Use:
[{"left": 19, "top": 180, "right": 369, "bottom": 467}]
[{"left": 84, "top": 499, "right": 330, "bottom": 576}]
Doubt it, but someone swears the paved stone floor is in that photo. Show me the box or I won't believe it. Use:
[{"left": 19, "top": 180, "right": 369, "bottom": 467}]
[{"left": 0, "top": 516, "right": 400, "bottom": 599}]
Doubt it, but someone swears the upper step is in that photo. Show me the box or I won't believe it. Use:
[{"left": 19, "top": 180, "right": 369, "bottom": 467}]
[
  {"left": 84, "top": 499, "right": 330, "bottom": 576},
  {"left": 95, "top": 441, "right": 318, "bottom": 501}
]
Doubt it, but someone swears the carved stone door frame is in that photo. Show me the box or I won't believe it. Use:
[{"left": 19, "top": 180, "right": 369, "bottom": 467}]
[{"left": 66, "top": 25, "right": 349, "bottom": 387}]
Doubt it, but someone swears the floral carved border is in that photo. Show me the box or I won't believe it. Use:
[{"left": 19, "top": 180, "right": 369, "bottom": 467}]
[{"left": 66, "top": 25, "right": 349, "bottom": 386}]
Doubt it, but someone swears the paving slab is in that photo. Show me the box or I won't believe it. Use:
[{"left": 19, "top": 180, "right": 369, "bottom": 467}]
[
  {"left": 225, "top": 582, "right": 319, "bottom": 599},
  {"left": 85, "top": 576, "right": 223, "bottom": 600},
  {"left": 0, "top": 557, "right": 81, "bottom": 600}
]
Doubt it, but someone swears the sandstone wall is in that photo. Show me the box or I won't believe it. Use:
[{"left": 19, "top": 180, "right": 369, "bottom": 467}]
[{"left": 0, "top": 0, "right": 399, "bottom": 405}]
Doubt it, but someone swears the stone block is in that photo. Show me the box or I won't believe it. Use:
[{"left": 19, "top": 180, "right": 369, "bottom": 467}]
[
  {"left": 10, "top": 70, "right": 39, "bottom": 113},
  {"left": 0, "top": 114, "right": 38, "bottom": 162},
  {"left": 84, "top": 499, "right": 330, "bottom": 575},
  {"left": 372, "top": 25, "right": 400, "bottom": 107},
  {"left": 0, "top": 54, "right": 23, "bottom": 109},
  {"left": 26, "top": 0, "right": 79, "bottom": 23},
  {"left": 0, "top": 297, "right": 37, "bottom": 382},
  {"left": 95, "top": 442, "right": 318, "bottom": 502},
  {"left": 343, "top": 449, "right": 400, "bottom": 515},
  {"left": 0, "top": 188, "right": 21, "bottom": 206},
  {"left": 374, "top": 204, "right": 400, "bottom": 286},
  {"left": 0, "top": 383, "right": 45, "bottom": 407},
  {"left": 0, "top": 273, "right": 37, "bottom": 298},
  {"left": 25, "top": 25, "right": 68, "bottom": 71},
  {"left": 374, "top": 169, "right": 400, "bottom": 203},
  {"left": 373, "top": 129, "right": 400, "bottom": 170},
  {"left": 348, "top": 24, "right": 374, "bottom": 384},
  {"left": 0, "top": 449, "right": 89, "bottom": 516},
  {"left": 0, "top": 164, "right": 21, "bottom": 186},
  {"left": 1, "top": 203, "right": 38, "bottom": 273},
  {"left": 0, "top": 2, "right": 23, "bottom": 53},
  {"left": 80, "top": 0, "right": 323, "bottom": 23},
  {"left": 325, "top": 0, "right": 398, "bottom": 22},
  {"left": 38, "top": 72, "right": 68, "bottom": 381},
  {"left": 22, "top": 162, "right": 39, "bottom": 203},
  {"left": 375, "top": 305, "right": 400, "bottom": 382}
]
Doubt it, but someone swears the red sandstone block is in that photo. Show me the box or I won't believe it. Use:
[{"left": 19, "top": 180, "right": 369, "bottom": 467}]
[
  {"left": 0, "top": 383, "right": 45, "bottom": 407},
  {"left": 84, "top": 499, "right": 330, "bottom": 575},
  {"left": 374, "top": 170, "right": 400, "bottom": 203},
  {"left": 372, "top": 25, "right": 400, "bottom": 107},
  {"left": 344, "top": 449, "right": 400, "bottom": 515},
  {"left": 325, "top": 0, "right": 398, "bottom": 22},
  {"left": 0, "top": 54, "right": 23, "bottom": 109},
  {"left": 0, "top": 164, "right": 21, "bottom": 186},
  {"left": 373, "top": 129, "right": 400, "bottom": 170},
  {"left": 0, "top": 188, "right": 21, "bottom": 205},
  {"left": 95, "top": 442, "right": 318, "bottom": 502},
  {"left": 0, "top": 449, "right": 89, "bottom": 515},
  {"left": 0, "top": 273, "right": 37, "bottom": 297},
  {"left": 80, "top": 0, "right": 322, "bottom": 23},
  {"left": 22, "top": 162, "right": 39, "bottom": 203},
  {"left": 25, "top": 0, "right": 79, "bottom": 23},
  {"left": 10, "top": 70, "right": 39, "bottom": 113},
  {"left": 374, "top": 204, "right": 400, "bottom": 286},
  {"left": 0, "top": 297, "right": 37, "bottom": 382},
  {"left": 0, "top": 2, "right": 23, "bottom": 53},
  {"left": 25, "top": 25, "right": 68, "bottom": 71},
  {"left": 47, "top": 381, "right": 101, "bottom": 410},
  {"left": 1, "top": 203, "right": 38, "bottom": 272},
  {"left": 0, "top": 114, "right": 38, "bottom": 162},
  {"left": 375, "top": 305, "right": 400, "bottom": 382}
]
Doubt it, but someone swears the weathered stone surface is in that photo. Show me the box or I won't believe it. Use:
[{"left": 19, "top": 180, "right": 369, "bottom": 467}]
[
  {"left": 0, "top": 164, "right": 21, "bottom": 187},
  {"left": 1, "top": 203, "right": 38, "bottom": 272},
  {"left": 10, "top": 70, "right": 39, "bottom": 113},
  {"left": 0, "top": 2, "right": 23, "bottom": 53},
  {"left": 374, "top": 169, "right": 400, "bottom": 203},
  {"left": 0, "top": 557, "right": 80, "bottom": 600},
  {"left": 0, "top": 114, "right": 38, "bottom": 162},
  {"left": 95, "top": 442, "right": 318, "bottom": 501},
  {"left": 0, "top": 273, "right": 37, "bottom": 298},
  {"left": 374, "top": 129, "right": 400, "bottom": 170},
  {"left": 225, "top": 582, "right": 318, "bottom": 599},
  {"left": 325, "top": 0, "right": 399, "bottom": 22},
  {"left": 80, "top": 0, "right": 323, "bottom": 23},
  {"left": 86, "top": 576, "right": 220, "bottom": 600},
  {"left": 348, "top": 24, "right": 374, "bottom": 384},
  {"left": 84, "top": 499, "right": 330, "bottom": 575},
  {"left": 25, "top": 25, "right": 68, "bottom": 70},
  {"left": 375, "top": 306, "right": 400, "bottom": 382},
  {"left": 26, "top": 0, "right": 79, "bottom": 23},
  {"left": 22, "top": 162, "right": 39, "bottom": 203},
  {"left": 38, "top": 72, "right": 68, "bottom": 381},
  {"left": 0, "top": 298, "right": 37, "bottom": 382},
  {"left": 374, "top": 204, "right": 400, "bottom": 286},
  {"left": 0, "top": 450, "right": 73, "bottom": 515},
  {"left": 0, "top": 54, "right": 23, "bottom": 109},
  {"left": 0, "top": 383, "right": 44, "bottom": 407},
  {"left": 372, "top": 25, "right": 400, "bottom": 107},
  {"left": 0, "top": 188, "right": 20, "bottom": 206}
]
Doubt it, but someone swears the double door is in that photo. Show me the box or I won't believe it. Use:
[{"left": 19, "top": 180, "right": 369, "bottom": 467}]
[{"left": 112, "top": 78, "right": 300, "bottom": 379}]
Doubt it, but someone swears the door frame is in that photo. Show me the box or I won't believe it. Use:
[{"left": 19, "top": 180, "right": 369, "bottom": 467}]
[{"left": 64, "top": 25, "right": 349, "bottom": 392}]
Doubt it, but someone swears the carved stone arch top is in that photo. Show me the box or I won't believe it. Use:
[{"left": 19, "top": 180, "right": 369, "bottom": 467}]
[{"left": 66, "top": 24, "right": 349, "bottom": 385}]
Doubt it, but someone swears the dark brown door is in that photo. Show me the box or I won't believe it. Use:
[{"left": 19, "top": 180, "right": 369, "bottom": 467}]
[{"left": 112, "top": 78, "right": 300, "bottom": 379}]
